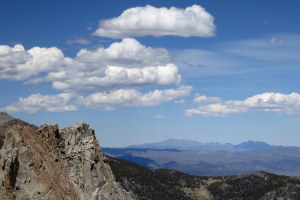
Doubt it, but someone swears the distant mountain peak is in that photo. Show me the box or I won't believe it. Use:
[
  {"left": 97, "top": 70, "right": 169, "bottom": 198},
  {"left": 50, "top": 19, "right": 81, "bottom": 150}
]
[
  {"left": 0, "top": 112, "right": 37, "bottom": 149},
  {"left": 234, "top": 140, "right": 272, "bottom": 151},
  {"left": 0, "top": 112, "right": 32, "bottom": 127},
  {"left": 0, "top": 112, "right": 14, "bottom": 122},
  {"left": 242, "top": 140, "right": 268, "bottom": 144},
  {"left": 0, "top": 112, "right": 10, "bottom": 116}
]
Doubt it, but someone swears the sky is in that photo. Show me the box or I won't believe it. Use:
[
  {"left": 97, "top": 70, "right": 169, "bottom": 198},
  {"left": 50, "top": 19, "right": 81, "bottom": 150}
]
[{"left": 1, "top": 0, "right": 300, "bottom": 147}]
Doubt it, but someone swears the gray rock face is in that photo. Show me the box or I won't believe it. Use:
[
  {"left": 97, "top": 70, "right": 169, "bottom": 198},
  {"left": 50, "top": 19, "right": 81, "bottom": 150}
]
[{"left": 0, "top": 122, "right": 135, "bottom": 200}]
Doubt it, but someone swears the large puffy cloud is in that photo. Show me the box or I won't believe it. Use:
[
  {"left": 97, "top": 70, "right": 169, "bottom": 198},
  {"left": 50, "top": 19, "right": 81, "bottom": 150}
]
[
  {"left": 3, "top": 93, "right": 77, "bottom": 113},
  {"left": 185, "top": 92, "right": 300, "bottom": 116},
  {"left": 0, "top": 45, "right": 30, "bottom": 78},
  {"left": 78, "top": 85, "right": 192, "bottom": 108},
  {"left": 0, "top": 45, "right": 30, "bottom": 67},
  {"left": 76, "top": 38, "right": 170, "bottom": 67},
  {"left": 42, "top": 38, "right": 180, "bottom": 92},
  {"left": 51, "top": 64, "right": 181, "bottom": 91},
  {"left": 0, "top": 44, "right": 64, "bottom": 80},
  {"left": 93, "top": 5, "right": 215, "bottom": 38},
  {"left": 2, "top": 39, "right": 180, "bottom": 92}
]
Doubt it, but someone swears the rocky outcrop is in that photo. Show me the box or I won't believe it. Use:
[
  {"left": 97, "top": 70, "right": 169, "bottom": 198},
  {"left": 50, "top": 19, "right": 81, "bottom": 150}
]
[{"left": 0, "top": 122, "right": 134, "bottom": 200}]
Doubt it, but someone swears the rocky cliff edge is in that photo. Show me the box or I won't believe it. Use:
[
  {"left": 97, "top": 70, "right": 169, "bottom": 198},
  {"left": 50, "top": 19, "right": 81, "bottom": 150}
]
[{"left": 0, "top": 122, "right": 134, "bottom": 200}]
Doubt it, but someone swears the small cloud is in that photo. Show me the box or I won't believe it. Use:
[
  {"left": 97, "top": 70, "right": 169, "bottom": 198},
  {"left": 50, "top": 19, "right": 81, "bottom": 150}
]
[
  {"left": 270, "top": 38, "right": 285, "bottom": 45},
  {"left": 193, "top": 93, "right": 221, "bottom": 103},
  {"left": 174, "top": 99, "right": 186, "bottom": 104},
  {"left": 66, "top": 36, "right": 91, "bottom": 45},
  {"left": 103, "top": 106, "right": 116, "bottom": 111},
  {"left": 182, "top": 61, "right": 206, "bottom": 68},
  {"left": 262, "top": 20, "right": 268, "bottom": 25},
  {"left": 155, "top": 114, "right": 164, "bottom": 119}
]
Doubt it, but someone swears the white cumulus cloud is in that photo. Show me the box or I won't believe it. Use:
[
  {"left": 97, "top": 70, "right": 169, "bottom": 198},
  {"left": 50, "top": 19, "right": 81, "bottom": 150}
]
[
  {"left": 2, "top": 39, "right": 180, "bottom": 93},
  {"left": 51, "top": 64, "right": 181, "bottom": 92},
  {"left": 3, "top": 93, "right": 77, "bottom": 113},
  {"left": 185, "top": 92, "right": 300, "bottom": 117},
  {"left": 76, "top": 38, "right": 171, "bottom": 67},
  {"left": 78, "top": 85, "right": 192, "bottom": 108},
  {"left": 0, "top": 44, "right": 64, "bottom": 80},
  {"left": 93, "top": 5, "right": 215, "bottom": 38},
  {"left": 0, "top": 44, "right": 30, "bottom": 67},
  {"left": 193, "top": 93, "right": 222, "bottom": 103},
  {"left": 42, "top": 38, "right": 179, "bottom": 92}
]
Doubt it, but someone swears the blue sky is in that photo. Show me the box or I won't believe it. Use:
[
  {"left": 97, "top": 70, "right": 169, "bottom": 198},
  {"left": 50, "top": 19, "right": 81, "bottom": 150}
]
[{"left": 1, "top": 0, "right": 300, "bottom": 147}]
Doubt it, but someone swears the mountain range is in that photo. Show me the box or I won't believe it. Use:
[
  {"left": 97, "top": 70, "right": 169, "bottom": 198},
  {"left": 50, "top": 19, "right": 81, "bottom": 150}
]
[
  {"left": 127, "top": 138, "right": 275, "bottom": 151},
  {"left": 104, "top": 140, "right": 300, "bottom": 177}
]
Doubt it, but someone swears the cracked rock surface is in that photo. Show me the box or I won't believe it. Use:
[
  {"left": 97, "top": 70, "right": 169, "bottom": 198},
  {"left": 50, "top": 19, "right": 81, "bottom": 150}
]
[{"left": 0, "top": 122, "right": 134, "bottom": 200}]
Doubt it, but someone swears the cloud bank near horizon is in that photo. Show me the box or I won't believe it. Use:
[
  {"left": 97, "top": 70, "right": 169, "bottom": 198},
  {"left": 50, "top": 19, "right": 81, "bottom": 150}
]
[{"left": 185, "top": 92, "right": 300, "bottom": 116}]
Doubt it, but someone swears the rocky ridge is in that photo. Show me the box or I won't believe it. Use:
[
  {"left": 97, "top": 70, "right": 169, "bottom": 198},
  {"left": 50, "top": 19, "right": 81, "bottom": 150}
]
[
  {"left": 107, "top": 157, "right": 300, "bottom": 200},
  {"left": 0, "top": 120, "right": 134, "bottom": 200}
]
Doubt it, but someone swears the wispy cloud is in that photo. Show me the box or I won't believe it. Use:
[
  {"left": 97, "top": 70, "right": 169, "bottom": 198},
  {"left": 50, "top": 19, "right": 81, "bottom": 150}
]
[
  {"left": 93, "top": 5, "right": 215, "bottom": 38},
  {"left": 270, "top": 38, "right": 285, "bottom": 45},
  {"left": 175, "top": 34, "right": 300, "bottom": 77},
  {"left": 66, "top": 36, "right": 91, "bottom": 45},
  {"left": 155, "top": 114, "right": 164, "bottom": 119}
]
